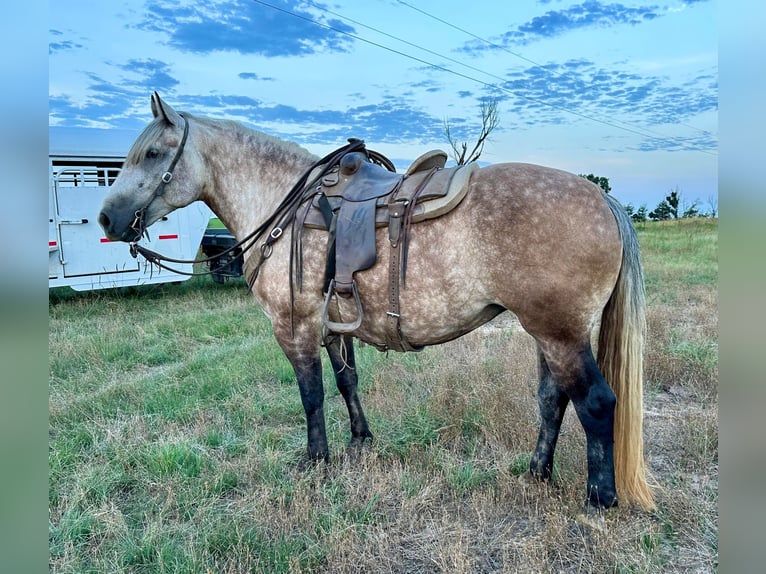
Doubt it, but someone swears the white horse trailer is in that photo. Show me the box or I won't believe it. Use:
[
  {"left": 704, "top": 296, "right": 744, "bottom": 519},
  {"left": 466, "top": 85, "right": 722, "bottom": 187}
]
[{"left": 49, "top": 126, "right": 213, "bottom": 290}]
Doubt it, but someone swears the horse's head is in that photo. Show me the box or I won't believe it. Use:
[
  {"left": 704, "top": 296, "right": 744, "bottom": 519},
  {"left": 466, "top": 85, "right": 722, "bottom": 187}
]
[{"left": 99, "top": 93, "right": 206, "bottom": 242}]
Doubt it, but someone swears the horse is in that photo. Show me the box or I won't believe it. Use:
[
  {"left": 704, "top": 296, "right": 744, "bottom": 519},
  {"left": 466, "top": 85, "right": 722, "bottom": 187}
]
[{"left": 99, "top": 93, "right": 654, "bottom": 511}]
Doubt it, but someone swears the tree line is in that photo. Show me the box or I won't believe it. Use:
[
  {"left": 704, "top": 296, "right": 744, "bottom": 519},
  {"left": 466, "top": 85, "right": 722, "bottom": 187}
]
[{"left": 580, "top": 175, "right": 718, "bottom": 222}]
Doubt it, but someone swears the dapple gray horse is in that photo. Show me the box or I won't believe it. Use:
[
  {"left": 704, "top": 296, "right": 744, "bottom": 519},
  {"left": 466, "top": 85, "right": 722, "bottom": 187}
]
[{"left": 99, "top": 93, "right": 653, "bottom": 510}]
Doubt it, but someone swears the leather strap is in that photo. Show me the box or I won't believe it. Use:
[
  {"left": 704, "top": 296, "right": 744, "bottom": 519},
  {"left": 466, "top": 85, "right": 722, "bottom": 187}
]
[
  {"left": 385, "top": 225, "right": 406, "bottom": 352},
  {"left": 385, "top": 202, "right": 421, "bottom": 353},
  {"left": 316, "top": 193, "right": 336, "bottom": 293}
]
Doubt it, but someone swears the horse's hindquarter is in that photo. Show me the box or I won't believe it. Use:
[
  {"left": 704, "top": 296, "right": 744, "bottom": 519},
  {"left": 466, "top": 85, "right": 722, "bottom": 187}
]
[{"left": 347, "top": 162, "right": 623, "bottom": 347}]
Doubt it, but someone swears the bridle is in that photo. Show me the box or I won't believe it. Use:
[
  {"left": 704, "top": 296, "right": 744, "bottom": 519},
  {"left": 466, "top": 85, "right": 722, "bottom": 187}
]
[{"left": 129, "top": 113, "right": 190, "bottom": 243}]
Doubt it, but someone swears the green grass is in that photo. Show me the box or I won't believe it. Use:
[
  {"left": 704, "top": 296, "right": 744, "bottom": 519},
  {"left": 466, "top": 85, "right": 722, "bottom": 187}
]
[
  {"left": 206, "top": 217, "right": 227, "bottom": 229},
  {"left": 636, "top": 217, "right": 718, "bottom": 301},
  {"left": 637, "top": 218, "right": 718, "bottom": 402},
  {"left": 49, "top": 219, "right": 718, "bottom": 573}
]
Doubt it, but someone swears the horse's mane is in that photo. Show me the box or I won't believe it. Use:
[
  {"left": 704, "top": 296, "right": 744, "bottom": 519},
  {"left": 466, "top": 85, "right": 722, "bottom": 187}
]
[{"left": 125, "top": 113, "right": 316, "bottom": 167}]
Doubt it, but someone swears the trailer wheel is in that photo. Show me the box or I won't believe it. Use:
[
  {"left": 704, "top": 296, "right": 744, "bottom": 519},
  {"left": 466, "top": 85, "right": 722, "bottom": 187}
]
[{"left": 202, "top": 247, "right": 243, "bottom": 284}]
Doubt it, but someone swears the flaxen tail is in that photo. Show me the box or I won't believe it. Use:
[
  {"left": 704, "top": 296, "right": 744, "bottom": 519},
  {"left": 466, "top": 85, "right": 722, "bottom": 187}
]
[{"left": 598, "top": 194, "right": 655, "bottom": 510}]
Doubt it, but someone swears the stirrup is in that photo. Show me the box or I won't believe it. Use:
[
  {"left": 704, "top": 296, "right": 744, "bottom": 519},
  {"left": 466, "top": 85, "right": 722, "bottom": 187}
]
[{"left": 321, "top": 279, "right": 363, "bottom": 334}]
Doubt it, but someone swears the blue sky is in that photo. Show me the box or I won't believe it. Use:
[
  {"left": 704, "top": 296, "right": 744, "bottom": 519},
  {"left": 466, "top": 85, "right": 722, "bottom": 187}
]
[{"left": 49, "top": 0, "right": 717, "bottom": 211}]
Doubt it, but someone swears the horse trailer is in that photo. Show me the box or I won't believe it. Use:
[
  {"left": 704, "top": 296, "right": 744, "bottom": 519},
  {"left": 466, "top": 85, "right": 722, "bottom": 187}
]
[{"left": 49, "top": 126, "right": 214, "bottom": 291}]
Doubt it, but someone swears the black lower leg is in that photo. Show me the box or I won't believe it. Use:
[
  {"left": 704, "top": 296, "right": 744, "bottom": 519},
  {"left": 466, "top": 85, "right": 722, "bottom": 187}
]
[
  {"left": 291, "top": 355, "right": 329, "bottom": 462},
  {"left": 569, "top": 351, "right": 618, "bottom": 508},
  {"left": 530, "top": 348, "right": 570, "bottom": 480},
  {"left": 326, "top": 335, "right": 373, "bottom": 446}
]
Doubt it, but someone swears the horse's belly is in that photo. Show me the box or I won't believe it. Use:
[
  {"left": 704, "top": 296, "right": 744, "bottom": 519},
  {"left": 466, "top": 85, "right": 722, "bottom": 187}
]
[{"left": 335, "top": 290, "right": 502, "bottom": 349}]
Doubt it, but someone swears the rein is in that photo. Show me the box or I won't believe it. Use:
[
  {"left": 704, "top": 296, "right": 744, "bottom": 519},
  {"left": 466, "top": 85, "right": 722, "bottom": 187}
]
[{"left": 128, "top": 136, "right": 392, "bottom": 289}]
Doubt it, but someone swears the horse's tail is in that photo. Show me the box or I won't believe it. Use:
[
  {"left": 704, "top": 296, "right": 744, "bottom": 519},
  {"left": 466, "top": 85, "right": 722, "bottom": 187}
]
[{"left": 597, "top": 194, "right": 655, "bottom": 510}]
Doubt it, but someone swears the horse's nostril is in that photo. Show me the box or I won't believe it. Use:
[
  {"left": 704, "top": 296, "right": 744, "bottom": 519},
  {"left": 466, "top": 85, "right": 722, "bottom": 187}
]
[{"left": 98, "top": 211, "right": 111, "bottom": 231}]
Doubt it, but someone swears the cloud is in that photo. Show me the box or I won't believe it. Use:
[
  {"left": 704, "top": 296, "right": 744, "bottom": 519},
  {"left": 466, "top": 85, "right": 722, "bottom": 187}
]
[
  {"left": 460, "top": 1, "right": 662, "bottom": 52},
  {"left": 408, "top": 79, "right": 443, "bottom": 93},
  {"left": 49, "top": 88, "right": 142, "bottom": 129},
  {"left": 49, "top": 29, "right": 84, "bottom": 54},
  {"left": 49, "top": 60, "right": 180, "bottom": 128},
  {"left": 49, "top": 40, "right": 84, "bottom": 55},
  {"left": 51, "top": 76, "right": 453, "bottom": 149},
  {"left": 182, "top": 93, "right": 449, "bottom": 145},
  {"left": 635, "top": 131, "right": 717, "bottom": 153},
  {"left": 497, "top": 58, "right": 717, "bottom": 150},
  {"left": 136, "top": 0, "right": 356, "bottom": 57},
  {"left": 238, "top": 72, "right": 276, "bottom": 81},
  {"left": 50, "top": 51, "right": 717, "bottom": 154},
  {"left": 115, "top": 59, "right": 180, "bottom": 92}
]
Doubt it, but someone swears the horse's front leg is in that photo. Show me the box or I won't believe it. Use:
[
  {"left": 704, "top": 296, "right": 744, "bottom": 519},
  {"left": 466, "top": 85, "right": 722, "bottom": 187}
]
[
  {"left": 274, "top": 326, "right": 329, "bottom": 462},
  {"left": 325, "top": 334, "right": 373, "bottom": 449},
  {"left": 289, "top": 353, "right": 329, "bottom": 461}
]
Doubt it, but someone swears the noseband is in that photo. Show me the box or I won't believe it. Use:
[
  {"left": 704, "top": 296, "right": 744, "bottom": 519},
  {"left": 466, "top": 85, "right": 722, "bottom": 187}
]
[{"left": 130, "top": 113, "right": 190, "bottom": 243}]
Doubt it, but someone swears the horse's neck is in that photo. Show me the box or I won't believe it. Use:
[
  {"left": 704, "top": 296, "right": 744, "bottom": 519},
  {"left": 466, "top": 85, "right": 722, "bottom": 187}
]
[{"left": 200, "top": 123, "right": 316, "bottom": 240}]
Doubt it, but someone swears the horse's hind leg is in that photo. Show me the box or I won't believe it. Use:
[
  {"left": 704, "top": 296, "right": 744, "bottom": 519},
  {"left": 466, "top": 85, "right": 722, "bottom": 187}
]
[
  {"left": 325, "top": 335, "right": 374, "bottom": 449},
  {"left": 530, "top": 344, "right": 570, "bottom": 480},
  {"left": 538, "top": 339, "right": 618, "bottom": 508}
]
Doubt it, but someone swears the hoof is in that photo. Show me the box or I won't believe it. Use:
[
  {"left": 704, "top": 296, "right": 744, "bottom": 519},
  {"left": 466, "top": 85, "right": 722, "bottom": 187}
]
[
  {"left": 518, "top": 469, "right": 552, "bottom": 487},
  {"left": 587, "top": 487, "right": 618, "bottom": 510},
  {"left": 517, "top": 470, "right": 537, "bottom": 486},
  {"left": 345, "top": 435, "right": 373, "bottom": 461},
  {"left": 576, "top": 508, "right": 607, "bottom": 532},
  {"left": 297, "top": 452, "right": 329, "bottom": 472},
  {"left": 348, "top": 433, "right": 374, "bottom": 450}
]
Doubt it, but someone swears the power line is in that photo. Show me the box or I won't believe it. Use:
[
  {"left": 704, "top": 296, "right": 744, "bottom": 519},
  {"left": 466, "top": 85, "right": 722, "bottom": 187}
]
[
  {"left": 394, "top": 0, "right": 547, "bottom": 71},
  {"left": 249, "top": 0, "right": 716, "bottom": 156},
  {"left": 393, "top": 0, "right": 716, "bottom": 141},
  {"left": 309, "top": 0, "right": 704, "bottom": 148},
  {"left": 304, "top": 0, "right": 510, "bottom": 86}
]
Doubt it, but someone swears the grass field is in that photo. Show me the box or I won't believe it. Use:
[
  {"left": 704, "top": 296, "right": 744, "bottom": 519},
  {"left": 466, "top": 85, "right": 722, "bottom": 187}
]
[{"left": 49, "top": 217, "right": 718, "bottom": 573}]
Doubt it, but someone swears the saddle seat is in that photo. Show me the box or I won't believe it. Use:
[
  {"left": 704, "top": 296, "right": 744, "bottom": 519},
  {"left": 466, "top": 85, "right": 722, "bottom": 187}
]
[{"left": 296, "top": 147, "right": 478, "bottom": 352}]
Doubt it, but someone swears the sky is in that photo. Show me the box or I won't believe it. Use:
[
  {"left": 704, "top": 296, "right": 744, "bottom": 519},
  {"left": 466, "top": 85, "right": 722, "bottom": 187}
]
[{"left": 48, "top": 0, "right": 717, "bottom": 212}]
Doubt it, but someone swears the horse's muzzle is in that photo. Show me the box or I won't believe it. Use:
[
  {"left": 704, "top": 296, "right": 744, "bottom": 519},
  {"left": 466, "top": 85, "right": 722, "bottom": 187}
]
[{"left": 98, "top": 209, "right": 140, "bottom": 242}]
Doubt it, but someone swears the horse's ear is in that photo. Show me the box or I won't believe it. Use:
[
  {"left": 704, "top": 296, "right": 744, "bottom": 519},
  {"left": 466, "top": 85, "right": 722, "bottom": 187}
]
[{"left": 150, "top": 91, "right": 183, "bottom": 127}]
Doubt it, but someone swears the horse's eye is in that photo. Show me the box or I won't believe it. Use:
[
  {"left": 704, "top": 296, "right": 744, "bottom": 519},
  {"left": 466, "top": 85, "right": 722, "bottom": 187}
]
[{"left": 146, "top": 149, "right": 159, "bottom": 160}]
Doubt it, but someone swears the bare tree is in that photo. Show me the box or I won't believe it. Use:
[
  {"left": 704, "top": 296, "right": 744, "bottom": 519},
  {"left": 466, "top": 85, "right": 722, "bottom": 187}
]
[
  {"left": 444, "top": 99, "right": 499, "bottom": 165},
  {"left": 707, "top": 194, "right": 718, "bottom": 218}
]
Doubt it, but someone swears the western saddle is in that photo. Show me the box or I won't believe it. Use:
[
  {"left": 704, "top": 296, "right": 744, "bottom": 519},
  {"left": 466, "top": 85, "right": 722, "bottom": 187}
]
[{"left": 296, "top": 142, "right": 477, "bottom": 352}]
